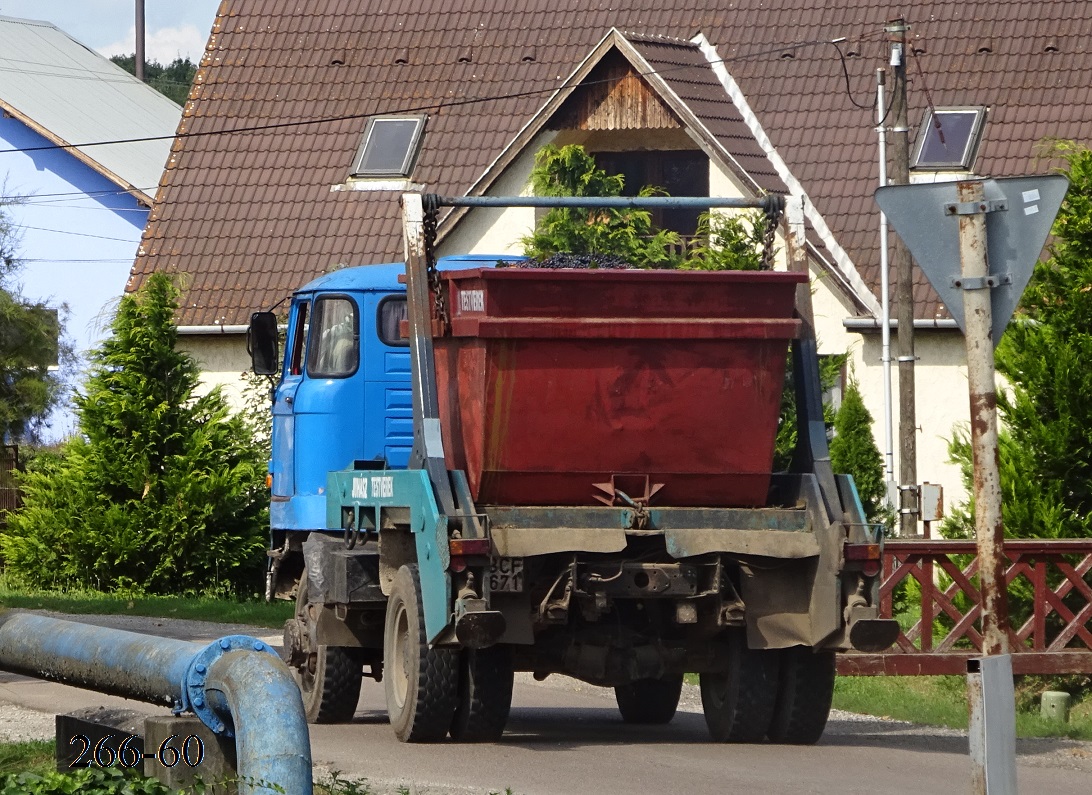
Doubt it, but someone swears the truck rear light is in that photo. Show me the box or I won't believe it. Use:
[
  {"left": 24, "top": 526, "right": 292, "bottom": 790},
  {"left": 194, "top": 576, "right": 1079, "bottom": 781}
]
[
  {"left": 844, "top": 543, "right": 881, "bottom": 561},
  {"left": 449, "top": 538, "right": 492, "bottom": 556},
  {"left": 844, "top": 543, "right": 882, "bottom": 576},
  {"left": 266, "top": 474, "right": 273, "bottom": 489}
]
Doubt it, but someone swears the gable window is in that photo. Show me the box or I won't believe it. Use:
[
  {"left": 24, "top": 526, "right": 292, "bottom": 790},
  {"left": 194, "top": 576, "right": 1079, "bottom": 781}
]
[
  {"left": 593, "top": 151, "right": 709, "bottom": 236},
  {"left": 351, "top": 115, "right": 426, "bottom": 177},
  {"left": 912, "top": 107, "right": 987, "bottom": 171}
]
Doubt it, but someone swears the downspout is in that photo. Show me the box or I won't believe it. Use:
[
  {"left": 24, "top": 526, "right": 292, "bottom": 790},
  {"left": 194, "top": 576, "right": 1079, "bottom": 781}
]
[{"left": 0, "top": 611, "right": 311, "bottom": 795}]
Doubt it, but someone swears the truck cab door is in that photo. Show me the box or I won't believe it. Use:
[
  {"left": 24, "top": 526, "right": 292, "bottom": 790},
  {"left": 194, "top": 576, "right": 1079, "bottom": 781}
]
[
  {"left": 270, "top": 298, "right": 309, "bottom": 499},
  {"left": 290, "top": 294, "right": 366, "bottom": 509}
]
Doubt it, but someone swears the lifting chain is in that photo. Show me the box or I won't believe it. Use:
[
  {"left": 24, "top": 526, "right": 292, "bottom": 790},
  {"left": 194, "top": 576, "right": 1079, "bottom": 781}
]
[
  {"left": 421, "top": 194, "right": 449, "bottom": 331},
  {"left": 759, "top": 195, "right": 784, "bottom": 271}
]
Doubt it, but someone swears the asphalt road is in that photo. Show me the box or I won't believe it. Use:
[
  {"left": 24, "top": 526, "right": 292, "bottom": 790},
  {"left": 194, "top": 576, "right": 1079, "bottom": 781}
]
[{"left": 2, "top": 612, "right": 1090, "bottom": 794}]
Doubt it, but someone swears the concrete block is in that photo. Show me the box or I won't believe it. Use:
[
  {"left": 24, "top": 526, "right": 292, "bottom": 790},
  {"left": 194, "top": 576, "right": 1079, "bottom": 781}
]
[
  {"left": 1040, "top": 690, "right": 1072, "bottom": 723},
  {"left": 56, "top": 707, "right": 145, "bottom": 771},
  {"left": 144, "top": 715, "right": 237, "bottom": 795}
]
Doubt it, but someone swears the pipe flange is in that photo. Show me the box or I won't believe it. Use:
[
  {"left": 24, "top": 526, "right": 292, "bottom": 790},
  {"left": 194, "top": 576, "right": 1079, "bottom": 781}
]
[{"left": 179, "top": 634, "right": 278, "bottom": 737}]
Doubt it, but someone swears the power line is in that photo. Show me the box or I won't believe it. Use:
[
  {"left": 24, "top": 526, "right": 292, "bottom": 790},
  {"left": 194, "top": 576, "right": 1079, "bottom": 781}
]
[
  {"left": 0, "top": 185, "right": 157, "bottom": 203},
  {"left": 19, "top": 258, "right": 135, "bottom": 264},
  {"left": 15, "top": 225, "right": 137, "bottom": 242},
  {"left": 0, "top": 62, "right": 184, "bottom": 86},
  {"left": 13, "top": 198, "right": 149, "bottom": 210},
  {"left": 0, "top": 33, "right": 879, "bottom": 159}
]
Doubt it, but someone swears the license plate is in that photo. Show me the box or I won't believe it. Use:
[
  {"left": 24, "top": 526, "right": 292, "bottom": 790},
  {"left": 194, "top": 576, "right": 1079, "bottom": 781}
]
[{"left": 489, "top": 557, "right": 524, "bottom": 593}]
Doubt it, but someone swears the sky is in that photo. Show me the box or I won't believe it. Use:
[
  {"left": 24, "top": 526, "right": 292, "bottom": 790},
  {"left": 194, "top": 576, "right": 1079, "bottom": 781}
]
[
  {"left": 0, "top": 2, "right": 222, "bottom": 440},
  {"left": 0, "top": 0, "right": 222, "bottom": 63}
]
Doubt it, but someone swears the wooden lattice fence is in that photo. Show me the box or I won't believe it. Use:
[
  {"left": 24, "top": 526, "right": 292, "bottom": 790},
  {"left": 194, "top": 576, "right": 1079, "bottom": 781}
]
[{"left": 838, "top": 539, "right": 1092, "bottom": 675}]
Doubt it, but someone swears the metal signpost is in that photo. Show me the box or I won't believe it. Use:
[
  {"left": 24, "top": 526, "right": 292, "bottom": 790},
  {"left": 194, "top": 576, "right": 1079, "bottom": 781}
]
[{"left": 875, "top": 174, "right": 1068, "bottom": 794}]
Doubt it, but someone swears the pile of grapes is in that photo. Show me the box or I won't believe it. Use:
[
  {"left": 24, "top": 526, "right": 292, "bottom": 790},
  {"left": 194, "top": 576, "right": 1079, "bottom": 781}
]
[{"left": 518, "top": 253, "right": 634, "bottom": 270}]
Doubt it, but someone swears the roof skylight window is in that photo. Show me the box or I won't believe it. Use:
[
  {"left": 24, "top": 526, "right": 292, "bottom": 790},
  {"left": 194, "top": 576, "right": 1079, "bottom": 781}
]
[
  {"left": 912, "top": 107, "right": 987, "bottom": 171},
  {"left": 351, "top": 115, "right": 426, "bottom": 178}
]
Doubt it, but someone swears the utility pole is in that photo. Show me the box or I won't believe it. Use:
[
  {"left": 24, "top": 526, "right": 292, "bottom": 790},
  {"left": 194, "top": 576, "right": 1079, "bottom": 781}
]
[
  {"left": 886, "top": 18, "right": 918, "bottom": 536},
  {"left": 135, "top": 0, "right": 146, "bottom": 82}
]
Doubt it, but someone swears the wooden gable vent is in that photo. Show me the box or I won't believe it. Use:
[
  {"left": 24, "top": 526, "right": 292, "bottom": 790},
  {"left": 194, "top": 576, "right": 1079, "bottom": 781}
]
[{"left": 549, "top": 50, "right": 681, "bottom": 132}]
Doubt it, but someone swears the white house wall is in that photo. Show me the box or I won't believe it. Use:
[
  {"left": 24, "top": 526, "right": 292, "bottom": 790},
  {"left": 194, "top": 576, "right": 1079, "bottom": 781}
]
[
  {"left": 850, "top": 329, "right": 971, "bottom": 516},
  {"left": 177, "top": 336, "right": 253, "bottom": 414},
  {"left": 438, "top": 132, "right": 555, "bottom": 258}
]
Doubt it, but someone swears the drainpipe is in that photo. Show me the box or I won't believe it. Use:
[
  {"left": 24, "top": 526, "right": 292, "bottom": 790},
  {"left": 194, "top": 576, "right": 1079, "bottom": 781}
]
[{"left": 0, "top": 611, "right": 312, "bottom": 795}]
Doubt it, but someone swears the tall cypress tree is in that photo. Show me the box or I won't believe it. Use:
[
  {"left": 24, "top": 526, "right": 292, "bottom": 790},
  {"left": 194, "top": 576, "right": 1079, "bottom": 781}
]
[
  {"left": 829, "top": 377, "right": 889, "bottom": 526},
  {"left": 2, "top": 273, "right": 267, "bottom": 593}
]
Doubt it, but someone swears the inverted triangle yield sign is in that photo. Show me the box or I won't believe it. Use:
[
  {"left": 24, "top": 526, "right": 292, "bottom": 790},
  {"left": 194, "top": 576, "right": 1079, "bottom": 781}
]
[{"left": 875, "top": 175, "right": 1068, "bottom": 346}]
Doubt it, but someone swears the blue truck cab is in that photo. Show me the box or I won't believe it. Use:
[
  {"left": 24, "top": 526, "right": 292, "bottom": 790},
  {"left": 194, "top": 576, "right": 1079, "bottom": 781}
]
[{"left": 266, "top": 255, "right": 503, "bottom": 536}]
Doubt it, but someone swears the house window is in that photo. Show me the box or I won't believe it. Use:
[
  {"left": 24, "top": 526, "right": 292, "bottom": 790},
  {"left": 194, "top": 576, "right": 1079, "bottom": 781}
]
[
  {"left": 912, "top": 107, "right": 987, "bottom": 171},
  {"left": 351, "top": 116, "right": 427, "bottom": 177},
  {"left": 593, "top": 151, "right": 709, "bottom": 236}
]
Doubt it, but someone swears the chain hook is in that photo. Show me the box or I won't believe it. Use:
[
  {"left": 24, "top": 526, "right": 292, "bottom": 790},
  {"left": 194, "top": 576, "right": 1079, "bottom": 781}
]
[
  {"left": 760, "top": 194, "right": 784, "bottom": 271},
  {"left": 420, "top": 194, "right": 449, "bottom": 331}
]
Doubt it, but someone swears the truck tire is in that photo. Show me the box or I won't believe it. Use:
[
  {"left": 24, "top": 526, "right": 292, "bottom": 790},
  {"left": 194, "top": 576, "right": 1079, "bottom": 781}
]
[
  {"left": 700, "top": 631, "right": 780, "bottom": 742},
  {"left": 384, "top": 564, "right": 458, "bottom": 742},
  {"left": 297, "top": 646, "right": 364, "bottom": 724},
  {"left": 450, "top": 645, "right": 514, "bottom": 742},
  {"left": 614, "top": 675, "right": 683, "bottom": 724},
  {"left": 289, "top": 569, "right": 364, "bottom": 724},
  {"left": 767, "top": 646, "right": 836, "bottom": 744}
]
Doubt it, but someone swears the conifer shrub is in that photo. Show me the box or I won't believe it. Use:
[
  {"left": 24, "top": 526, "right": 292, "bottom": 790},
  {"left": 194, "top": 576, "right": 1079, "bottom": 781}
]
[
  {"left": 1, "top": 273, "right": 267, "bottom": 594},
  {"left": 521, "top": 144, "right": 682, "bottom": 267},
  {"left": 829, "top": 377, "right": 890, "bottom": 527}
]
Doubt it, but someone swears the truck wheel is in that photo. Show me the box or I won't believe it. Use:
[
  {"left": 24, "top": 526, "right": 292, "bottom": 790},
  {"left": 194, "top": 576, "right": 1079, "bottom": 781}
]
[
  {"left": 288, "top": 569, "right": 363, "bottom": 723},
  {"left": 700, "top": 631, "right": 780, "bottom": 742},
  {"left": 450, "top": 645, "right": 514, "bottom": 742},
  {"left": 384, "top": 564, "right": 458, "bottom": 742},
  {"left": 614, "top": 675, "right": 683, "bottom": 724},
  {"left": 297, "top": 646, "right": 364, "bottom": 724},
  {"left": 767, "top": 646, "right": 836, "bottom": 744}
]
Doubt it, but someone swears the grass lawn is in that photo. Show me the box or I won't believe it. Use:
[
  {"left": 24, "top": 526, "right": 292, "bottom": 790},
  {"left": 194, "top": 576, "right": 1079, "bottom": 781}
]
[
  {"left": 0, "top": 740, "right": 54, "bottom": 777},
  {"left": 833, "top": 673, "right": 1092, "bottom": 741},
  {"left": 0, "top": 575, "right": 293, "bottom": 628}
]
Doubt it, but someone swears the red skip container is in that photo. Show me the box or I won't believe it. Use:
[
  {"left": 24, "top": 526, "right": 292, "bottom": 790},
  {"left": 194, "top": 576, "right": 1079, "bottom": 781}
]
[{"left": 433, "top": 267, "right": 806, "bottom": 508}]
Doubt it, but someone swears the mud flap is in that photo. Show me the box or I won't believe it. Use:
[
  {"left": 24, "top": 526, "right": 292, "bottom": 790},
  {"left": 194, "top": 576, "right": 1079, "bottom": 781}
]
[{"left": 454, "top": 598, "right": 506, "bottom": 649}]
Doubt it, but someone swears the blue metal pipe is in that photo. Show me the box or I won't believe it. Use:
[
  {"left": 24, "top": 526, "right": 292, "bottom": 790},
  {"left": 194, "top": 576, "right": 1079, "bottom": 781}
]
[
  {"left": 0, "top": 611, "right": 312, "bottom": 795},
  {"left": 0, "top": 611, "right": 197, "bottom": 705},
  {"left": 205, "top": 651, "right": 312, "bottom": 795}
]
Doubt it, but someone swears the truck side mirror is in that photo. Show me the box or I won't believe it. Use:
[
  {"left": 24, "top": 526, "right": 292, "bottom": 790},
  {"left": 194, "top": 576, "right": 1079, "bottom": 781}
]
[{"left": 247, "top": 311, "right": 280, "bottom": 375}]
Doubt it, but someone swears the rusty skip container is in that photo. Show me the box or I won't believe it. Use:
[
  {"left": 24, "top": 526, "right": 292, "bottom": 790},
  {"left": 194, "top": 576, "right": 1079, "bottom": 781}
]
[{"left": 432, "top": 267, "right": 806, "bottom": 508}]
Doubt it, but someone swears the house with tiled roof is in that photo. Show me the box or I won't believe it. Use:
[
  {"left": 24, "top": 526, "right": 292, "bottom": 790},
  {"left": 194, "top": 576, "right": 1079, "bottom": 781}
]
[
  {"left": 130, "top": 0, "right": 1089, "bottom": 513},
  {"left": 0, "top": 15, "right": 180, "bottom": 439}
]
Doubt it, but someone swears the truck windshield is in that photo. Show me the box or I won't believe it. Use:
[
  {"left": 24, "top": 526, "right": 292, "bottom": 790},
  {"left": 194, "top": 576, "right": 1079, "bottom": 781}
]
[{"left": 307, "top": 296, "right": 358, "bottom": 377}]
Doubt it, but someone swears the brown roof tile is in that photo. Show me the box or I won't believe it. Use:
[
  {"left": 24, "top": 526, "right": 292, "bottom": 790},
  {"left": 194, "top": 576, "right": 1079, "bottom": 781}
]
[{"left": 132, "top": 1, "right": 1092, "bottom": 325}]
